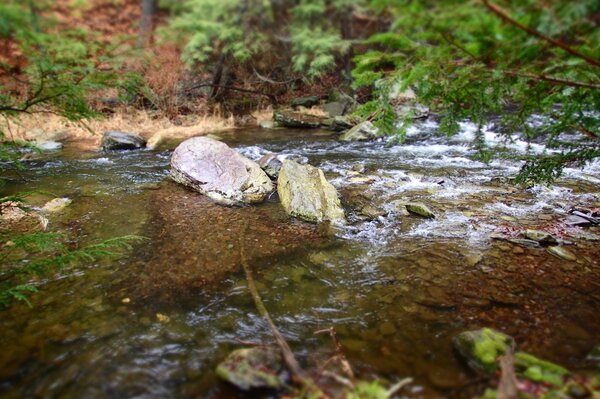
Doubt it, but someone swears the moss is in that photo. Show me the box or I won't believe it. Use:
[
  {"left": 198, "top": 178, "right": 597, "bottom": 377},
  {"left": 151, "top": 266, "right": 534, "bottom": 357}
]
[
  {"left": 515, "top": 352, "right": 569, "bottom": 387},
  {"left": 454, "top": 328, "right": 514, "bottom": 374}
]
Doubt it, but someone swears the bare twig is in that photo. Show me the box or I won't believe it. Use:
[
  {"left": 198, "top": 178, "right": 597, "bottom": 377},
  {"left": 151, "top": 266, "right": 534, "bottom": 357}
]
[
  {"left": 239, "top": 221, "right": 326, "bottom": 397},
  {"left": 497, "top": 350, "right": 518, "bottom": 399},
  {"left": 315, "top": 327, "right": 355, "bottom": 381}
]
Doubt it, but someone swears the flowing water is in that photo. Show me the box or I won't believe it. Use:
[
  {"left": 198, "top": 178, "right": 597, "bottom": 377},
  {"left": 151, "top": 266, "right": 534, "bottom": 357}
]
[{"left": 1, "top": 122, "right": 599, "bottom": 398}]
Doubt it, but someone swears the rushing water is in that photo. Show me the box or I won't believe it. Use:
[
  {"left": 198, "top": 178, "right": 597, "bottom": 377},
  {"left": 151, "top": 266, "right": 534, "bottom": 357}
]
[{"left": 1, "top": 122, "right": 599, "bottom": 398}]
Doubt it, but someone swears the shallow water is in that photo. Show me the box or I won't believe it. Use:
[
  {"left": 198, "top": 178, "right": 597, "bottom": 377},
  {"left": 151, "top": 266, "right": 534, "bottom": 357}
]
[{"left": 1, "top": 122, "right": 599, "bottom": 398}]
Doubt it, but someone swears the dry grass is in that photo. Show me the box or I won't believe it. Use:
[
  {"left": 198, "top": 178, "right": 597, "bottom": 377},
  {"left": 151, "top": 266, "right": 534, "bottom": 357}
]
[
  {"left": 3, "top": 108, "right": 237, "bottom": 150},
  {"left": 251, "top": 107, "right": 274, "bottom": 124},
  {"left": 296, "top": 106, "right": 329, "bottom": 118}
]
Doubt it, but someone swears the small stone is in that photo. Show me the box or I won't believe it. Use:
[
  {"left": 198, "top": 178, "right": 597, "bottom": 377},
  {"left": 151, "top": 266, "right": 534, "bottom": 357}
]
[
  {"left": 156, "top": 313, "right": 171, "bottom": 323},
  {"left": 523, "top": 229, "right": 558, "bottom": 245},
  {"left": 547, "top": 246, "right": 577, "bottom": 262},
  {"left": 216, "top": 347, "right": 285, "bottom": 390},
  {"left": 42, "top": 198, "right": 72, "bottom": 213},
  {"left": 259, "top": 120, "right": 277, "bottom": 129},
  {"left": 360, "top": 205, "right": 387, "bottom": 220},
  {"left": 405, "top": 202, "right": 436, "bottom": 218},
  {"left": 36, "top": 141, "right": 63, "bottom": 152},
  {"left": 121, "top": 298, "right": 130, "bottom": 304},
  {"left": 101, "top": 131, "right": 146, "bottom": 151}
]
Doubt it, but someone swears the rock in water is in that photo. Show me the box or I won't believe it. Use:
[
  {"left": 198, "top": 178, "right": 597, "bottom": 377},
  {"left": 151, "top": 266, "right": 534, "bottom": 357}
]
[
  {"left": 278, "top": 160, "right": 345, "bottom": 223},
  {"left": 258, "top": 153, "right": 283, "bottom": 179},
  {"left": 523, "top": 229, "right": 558, "bottom": 245},
  {"left": 216, "top": 347, "right": 285, "bottom": 390},
  {"left": 453, "top": 328, "right": 515, "bottom": 374},
  {"left": 42, "top": 198, "right": 72, "bottom": 213},
  {"left": 547, "top": 246, "right": 577, "bottom": 261},
  {"left": 405, "top": 202, "right": 436, "bottom": 218},
  {"left": 339, "top": 121, "right": 379, "bottom": 142},
  {"left": 101, "top": 131, "right": 146, "bottom": 151},
  {"left": 170, "top": 137, "right": 273, "bottom": 205}
]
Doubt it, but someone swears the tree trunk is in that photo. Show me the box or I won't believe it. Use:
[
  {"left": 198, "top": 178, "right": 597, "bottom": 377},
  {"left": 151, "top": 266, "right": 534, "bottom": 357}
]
[{"left": 139, "top": 0, "right": 158, "bottom": 46}]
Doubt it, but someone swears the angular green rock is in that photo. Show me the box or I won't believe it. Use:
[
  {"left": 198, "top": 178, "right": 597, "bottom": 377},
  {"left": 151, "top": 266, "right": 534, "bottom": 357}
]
[
  {"left": 215, "top": 347, "right": 284, "bottom": 391},
  {"left": 453, "top": 328, "right": 514, "bottom": 374},
  {"left": 277, "top": 160, "right": 345, "bottom": 223},
  {"left": 405, "top": 202, "right": 436, "bottom": 218}
]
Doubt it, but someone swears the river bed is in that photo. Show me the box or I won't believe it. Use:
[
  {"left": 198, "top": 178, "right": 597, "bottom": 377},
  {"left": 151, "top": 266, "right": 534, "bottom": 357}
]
[{"left": 1, "top": 122, "right": 599, "bottom": 398}]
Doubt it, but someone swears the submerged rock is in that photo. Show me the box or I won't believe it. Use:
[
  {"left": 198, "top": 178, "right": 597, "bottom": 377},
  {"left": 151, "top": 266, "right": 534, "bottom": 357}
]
[
  {"left": 42, "top": 198, "right": 72, "bottom": 213},
  {"left": 216, "top": 347, "right": 285, "bottom": 390},
  {"left": 453, "top": 328, "right": 514, "bottom": 374},
  {"left": 259, "top": 120, "right": 279, "bottom": 129},
  {"left": 547, "top": 246, "right": 577, "bottom": 262},
  {"left": 405, "top": 203, "right": 436, "bottom": 218},
  {"left": 278, "top": 160, "right": 345, "bottom": 223},
  {"left": 170, "top": 137, "right": 273, "bottom": 205},
  {"left": 101, "top": 131, "right": 146, "bottom": 151},
  {"left": 339, "top": 121, "right": 379, "bottom": 142},
  {"left": 36, "top": 141, "right": 63, "bottom": 152},
  {"left": 273, "top": 109, "right": 324, "bottom": 128},
  {"left": 0, "top": 201, "right": 47, "bottom": 233}
]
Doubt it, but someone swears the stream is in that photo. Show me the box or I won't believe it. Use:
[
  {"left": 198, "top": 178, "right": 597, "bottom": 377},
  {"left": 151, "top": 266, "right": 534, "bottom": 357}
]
[{"left": 1, "top": 122, "right": 599, "bottom": 398}]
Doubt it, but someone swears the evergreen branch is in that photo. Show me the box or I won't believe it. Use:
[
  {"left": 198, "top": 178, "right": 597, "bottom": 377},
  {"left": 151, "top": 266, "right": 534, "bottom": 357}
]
[{"left": 482, "top": 0, "right": 600, "bottom": 68}]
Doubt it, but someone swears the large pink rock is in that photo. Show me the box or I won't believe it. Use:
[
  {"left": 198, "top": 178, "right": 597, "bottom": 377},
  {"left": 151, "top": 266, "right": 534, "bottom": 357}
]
[{"left": 170, "top": 137, "right": 273, "bottom": 205}]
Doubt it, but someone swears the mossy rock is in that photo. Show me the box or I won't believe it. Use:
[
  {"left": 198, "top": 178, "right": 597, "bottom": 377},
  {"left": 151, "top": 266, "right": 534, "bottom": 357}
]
[
  {"left": 405, "top": 202, "right": 436, "bottom": 218},
  {"left": 453, "top": 328, "right": 514, "bottom": 374},
  {"left": 514, "top": 352, "right": 569, "bottom": 387},
  {"left": 215, "top": 347, "right": 285, "bottom": 391}
]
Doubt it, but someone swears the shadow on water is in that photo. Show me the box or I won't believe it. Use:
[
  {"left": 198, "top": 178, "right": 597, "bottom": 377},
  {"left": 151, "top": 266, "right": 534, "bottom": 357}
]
[{"left": 0, "top": 125, "right": 599, "bottom": 398}]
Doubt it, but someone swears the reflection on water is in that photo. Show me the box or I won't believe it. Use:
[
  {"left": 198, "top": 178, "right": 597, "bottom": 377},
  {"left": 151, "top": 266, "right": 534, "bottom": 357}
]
[{"left": 1, "top": 122, "right": 599, "bottom": 398}]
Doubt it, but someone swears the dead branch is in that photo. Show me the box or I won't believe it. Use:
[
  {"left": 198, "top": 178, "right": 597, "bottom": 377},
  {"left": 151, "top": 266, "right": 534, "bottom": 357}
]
[
  {"left": 315, "top": 327, "right": 355, "bottom": 381},
  {"left": 239, "top": 221, "right": 326, "bottom": 397},
  {"left": 497, "top": 351, "right": 518, "bottom": 399}
]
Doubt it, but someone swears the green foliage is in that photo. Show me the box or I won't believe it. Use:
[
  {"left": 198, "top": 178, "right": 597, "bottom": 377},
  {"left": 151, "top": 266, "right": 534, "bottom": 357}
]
[
  {"left": 0, "top": 1, "right": 144, "bottom": 309},
  {"left": 0, "top": 0, "right": 139, "bottom": 120},
  {"left": 347, "top": 380, "right": 390, "bottom": 399},
  {"left": 165, "top": 0, "right": 362, "bottom": 80},
  {"left": 355, "top": 0, "right": 600, "bottom": 183}
]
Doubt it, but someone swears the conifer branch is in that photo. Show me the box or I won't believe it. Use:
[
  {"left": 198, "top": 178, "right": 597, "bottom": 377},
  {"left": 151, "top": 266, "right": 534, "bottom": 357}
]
[{"left": 482, "top": 0, "right": 600, "bottom": 68}]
